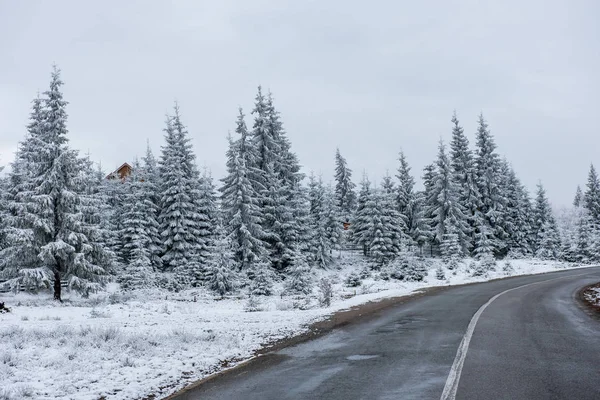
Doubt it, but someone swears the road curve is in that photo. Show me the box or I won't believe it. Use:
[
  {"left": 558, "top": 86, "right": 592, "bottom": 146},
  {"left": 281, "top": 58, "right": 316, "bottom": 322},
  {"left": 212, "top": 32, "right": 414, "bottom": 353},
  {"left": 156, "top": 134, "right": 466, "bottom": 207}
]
[{"left": 171, "top": 267, "right": 600, "bottom": 400}]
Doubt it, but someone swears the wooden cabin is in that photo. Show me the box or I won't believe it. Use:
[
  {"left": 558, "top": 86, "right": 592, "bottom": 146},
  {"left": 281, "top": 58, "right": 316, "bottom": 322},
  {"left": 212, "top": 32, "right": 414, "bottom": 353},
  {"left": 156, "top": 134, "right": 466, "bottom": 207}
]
[{"left": 106, "top": 162, "right": 132, "bottom": 180}]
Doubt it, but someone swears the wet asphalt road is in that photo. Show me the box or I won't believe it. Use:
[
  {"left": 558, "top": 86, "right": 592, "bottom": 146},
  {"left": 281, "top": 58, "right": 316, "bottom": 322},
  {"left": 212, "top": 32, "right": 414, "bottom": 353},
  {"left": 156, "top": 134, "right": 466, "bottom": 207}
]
[{"left": 172, "top": 267, "right": 600, "bottom": 400}]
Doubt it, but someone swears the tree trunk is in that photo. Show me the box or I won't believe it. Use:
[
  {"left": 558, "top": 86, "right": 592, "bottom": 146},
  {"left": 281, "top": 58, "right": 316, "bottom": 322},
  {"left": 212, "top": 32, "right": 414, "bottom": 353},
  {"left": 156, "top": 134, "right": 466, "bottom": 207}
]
[{"left": 53, "top": 270, "right": 62, "bottom": 302}]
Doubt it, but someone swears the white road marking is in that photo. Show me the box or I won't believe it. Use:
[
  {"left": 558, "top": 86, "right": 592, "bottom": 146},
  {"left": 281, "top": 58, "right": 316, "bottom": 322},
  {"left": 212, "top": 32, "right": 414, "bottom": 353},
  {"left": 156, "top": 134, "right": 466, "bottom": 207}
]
[{"left": 440, "top": 272, "right": 591, "bottom": 400}]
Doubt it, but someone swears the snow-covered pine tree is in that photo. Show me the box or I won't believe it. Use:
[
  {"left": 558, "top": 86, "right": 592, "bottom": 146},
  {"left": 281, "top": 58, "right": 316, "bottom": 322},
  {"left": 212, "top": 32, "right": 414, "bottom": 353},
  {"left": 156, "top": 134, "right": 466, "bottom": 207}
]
[
  {"left": 206, "top": 230, "right": 238, "bottom": 297},
  {"left": 531, "top": 183, "right": 561, "bottom": 259},
  {"left": 323, "top": 183, "right": 343, "bottom": 257},
  {"left": 248, "top": 88, "right": 307, "bottom": 272},
  {"left": 351, "top": 174, "right": 373, "bottom": 256},
  {"left": 0, "top": 96, "right": 47, "bottom": 282},
  {"left": 381, "top": 175, "right": 404, "bottom": 258},
  {"left": 260, "top": 162, "right": 299, "bottom": 272},
  {"left": 573, "top": 185, "right": 583, "bottom": 208},
  {"left": 78, "top": 155, "right": 117, "bottom": 277},
  {"left": 421, "top": 163, "right": 438, "bottom": 256},
  {"left": 158, "top": 104, "right": 204, "bottom": 279},
  {"left": 502, "top": 164, "right": 532, "bottom": 256},
  {"left": 395, "top": 151, "right": 414, "bottom": 236},
  {"left": 473, "top": 223, "right": 495, "bottom": 260},
  {"left": 426, "top": 140, "right": 469, "bottom": 257},
  {"left": 196, "top": 170, "right": 220, "bottom": 270},
  {"left": 584, "top": 164, "right": 600, "bottom": 222},
  {"left": 0, "top": 67, "right": 111, "bottom": 300},
  {"left": 395, "top": 152, "right": 426, "bottom": 252},
  {"left": 249, "top": 260, "right": 274, "bottom": 296},
  {"left": 449, "top": 111, "right": 478, "bottom": 253},
  {"left": 140, "top": 143, "right": 163, "bottom": 271},
  {"left": 221, "top": 144, "right": 266, "bottom": 272},
  {"left": 308, "top": 174, "right": 332, "bottom": 268},
  {"left": 334, "top": 148, "right": 357, "bottom": 222},
  {"left": 221, "top": 110, "right": 266, "bottom": 272},
  {"left": 117, "top": 160, "right": 157, "bottom": 289},
  {"left": 285, "top": 254, "right": 313, "bottom": 295},
  {"left": 473, "top": 114, "right": 506, "bottom": 255}
]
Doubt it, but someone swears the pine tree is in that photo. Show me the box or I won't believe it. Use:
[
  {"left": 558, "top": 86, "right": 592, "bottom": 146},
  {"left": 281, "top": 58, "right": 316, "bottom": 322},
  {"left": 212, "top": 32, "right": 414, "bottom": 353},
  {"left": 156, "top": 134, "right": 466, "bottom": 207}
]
[
  {"left": 334, "top": 148, "right": 357, "bottom": 222},
  {"left": 0, "top": 67, "right": 111, "bottom": 300},
  {"left": 532, "top": 183, "right": 561, "bottom": 259},
  {"left": 503, "top": 168, "right": 532, "bottom": 257},
  {"left": 158, "top": 105, "right": 204, "bottom": 276},
  {"left": 449, "top": 111, "right": 478, "bottom": 252},
  {"left": 426, "top": 140, "right": 469, "bottom": 257},
  {"left": 473, "top": 223, "right": 494, "bottom": 260},
  {"left": 140, "top": 143, "right": 163, "bottom": 271},
  {"left": 584, "top": 164, "right": 600, "bottom": 221},
  {"left": 249, "top": 261, "right": 274, "bottom": 296},
  {"left": 573, "top": 186, "right": 583, "bottom": 208},
  {"left": 351, "top": 174, "right": 373, "bottom": 256},
  {"left": 374, "top": 189, "right": 403, "bottom": 265},
  {"left": 421, "top": 163, "right": 438, "bottom": 255},
  {"left": 308, "top": 174, "right": 333, "bottom": 268},
  {"left": 395, "top": 152, "right": 426, "bottom": 252},
  {"left": 473, "top": 114, "right": 505, "bottom": 255},
  {"left": 285, "top": 254, "right": 313, "bottom": 295},
  {"left": 118, "top": 160, "right": 157, "bottom": 288},
  {"left": 220, "top": 127, "right": 266, "bottom": 271},
  {"left": 196, "top": 171, "right": 220, "bottom": 268},
  {"left": 207, "top": 233, "right": 238, "bottom": 297}
]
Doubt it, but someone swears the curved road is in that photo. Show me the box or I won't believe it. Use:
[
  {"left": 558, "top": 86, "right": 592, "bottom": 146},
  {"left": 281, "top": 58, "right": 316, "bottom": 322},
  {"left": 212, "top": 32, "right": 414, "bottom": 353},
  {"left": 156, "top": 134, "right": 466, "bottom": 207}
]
[{"left": 172, "top": 267, "right": 600, "bottom": 400}]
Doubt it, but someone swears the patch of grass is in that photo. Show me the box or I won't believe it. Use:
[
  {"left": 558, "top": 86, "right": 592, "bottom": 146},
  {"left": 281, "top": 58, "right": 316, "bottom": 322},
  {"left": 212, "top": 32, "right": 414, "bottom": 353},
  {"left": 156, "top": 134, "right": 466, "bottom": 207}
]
[{"left": 89, "top": 308, "right": 111, "bottom": 319}]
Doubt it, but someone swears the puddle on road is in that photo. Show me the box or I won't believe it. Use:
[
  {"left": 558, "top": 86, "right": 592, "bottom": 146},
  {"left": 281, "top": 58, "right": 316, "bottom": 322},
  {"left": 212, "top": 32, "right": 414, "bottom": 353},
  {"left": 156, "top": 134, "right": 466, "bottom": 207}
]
[{"left": 346, "top": 354, "right": 380, "bottom": 361}]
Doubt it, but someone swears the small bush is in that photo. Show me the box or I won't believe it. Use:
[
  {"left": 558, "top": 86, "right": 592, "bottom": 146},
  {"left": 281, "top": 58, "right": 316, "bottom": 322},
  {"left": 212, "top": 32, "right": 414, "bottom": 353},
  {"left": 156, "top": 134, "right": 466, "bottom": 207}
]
[
  {"left": 435, "top": 266, "right": 446, "bottom": 280},
  {"left": 122, "top": 357, "right": 136, "bottom": 367},
  {"left": 379, "top": 269, "right": 390, "bottom": 281},
  {"left": 97, "top": 326, "right": 121, "bottom": 342},
  {"left": 1, "top": 352, "right": 17, "bottom": 367},
  {"left": 89, "top": 309, "right": 111, "bottom": 319},
  {"left": 345, "top": 272, "right": 362, "bottom": 287},
  {"left": 503, "top": 260, "right": 515, "bottom": 275},
  {"left": 20, "top": 316, "right": 29, "bottom": 321},
  {"left": 244, "top": 296, "right": 263, "bottom": 312}
]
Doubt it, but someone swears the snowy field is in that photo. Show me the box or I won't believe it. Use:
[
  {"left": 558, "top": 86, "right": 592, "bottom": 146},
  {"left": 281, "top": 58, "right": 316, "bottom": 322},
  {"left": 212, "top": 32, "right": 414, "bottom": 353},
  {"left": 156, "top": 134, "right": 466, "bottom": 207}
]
[{"left": 0, "top": 254, "right": 579, "bottom": 400}]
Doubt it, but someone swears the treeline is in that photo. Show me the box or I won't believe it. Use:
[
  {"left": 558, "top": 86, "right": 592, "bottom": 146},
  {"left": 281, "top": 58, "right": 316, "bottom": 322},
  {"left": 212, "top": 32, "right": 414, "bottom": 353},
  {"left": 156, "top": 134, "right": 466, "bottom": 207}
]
[{"left": 0, "top": 67, "right": 595, "bottom": 300}]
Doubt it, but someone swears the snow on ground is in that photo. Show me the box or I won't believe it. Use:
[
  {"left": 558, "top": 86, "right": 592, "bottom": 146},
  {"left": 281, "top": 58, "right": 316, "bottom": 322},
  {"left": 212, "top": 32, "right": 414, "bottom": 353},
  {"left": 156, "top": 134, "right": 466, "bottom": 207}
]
[{"left": 0, "top": 254, "right": 581, "bottom": 400}]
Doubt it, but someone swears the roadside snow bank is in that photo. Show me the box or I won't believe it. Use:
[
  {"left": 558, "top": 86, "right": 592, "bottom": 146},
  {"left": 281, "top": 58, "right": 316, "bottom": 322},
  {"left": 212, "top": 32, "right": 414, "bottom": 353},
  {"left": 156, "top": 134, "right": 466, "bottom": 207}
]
[{"left": 0, "top": 256, "right": 580, "bottom": 400}]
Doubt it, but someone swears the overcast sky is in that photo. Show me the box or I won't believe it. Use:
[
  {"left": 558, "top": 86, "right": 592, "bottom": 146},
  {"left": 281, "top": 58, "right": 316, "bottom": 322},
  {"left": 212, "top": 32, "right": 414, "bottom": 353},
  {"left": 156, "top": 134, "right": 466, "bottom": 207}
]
[{"left": 1, "top": 0, "right": 598, "bottom": 206}]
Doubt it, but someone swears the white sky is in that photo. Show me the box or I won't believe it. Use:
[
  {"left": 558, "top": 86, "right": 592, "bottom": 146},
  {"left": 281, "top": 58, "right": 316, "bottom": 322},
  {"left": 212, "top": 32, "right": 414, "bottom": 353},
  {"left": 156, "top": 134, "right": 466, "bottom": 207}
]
[{"left": 1, "top": 0, "right": 598, "bottom": 206}]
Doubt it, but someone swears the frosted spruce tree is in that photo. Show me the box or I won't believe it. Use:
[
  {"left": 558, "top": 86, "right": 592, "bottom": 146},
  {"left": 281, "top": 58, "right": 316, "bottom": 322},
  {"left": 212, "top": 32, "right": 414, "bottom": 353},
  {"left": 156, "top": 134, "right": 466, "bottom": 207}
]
[
  {"left": 334, "top": 148, "right": 357, "bottom": 222},
  {"left": 421, "top": 163, "right": 438, "bottom": 255},
  {"left": 206, "top": 231, "right": 238, "bottom": 297},
  {"left": 584, "top": 164, "right": 600, "bottom": 222},
  {"left": 449, "top": 112, "right": 478, "bottom": 252},
  {"left": 220, "top": 122, "right": 266, "bottom": 272},
  {"left": 196, "top": 171, "right": 220, "bottom": 270},
  {"left": 248, "top": 88, "right": 307, "bottom": 272},
  {"left": 308, "top": 176, "right": 342, "bottom": 268},
  {"left": 0, "top": 67, "right": 111, "bottom": 300},
  {"left": 158, "top": 105, "right": 205, "bottom": 283},
  {"left": 532, "top": 183, "right": 561, "bottom": 259},
  {"left": 502, "top": 166, "right": 532, "bottom": 257},
  {"left": 352, "top": 174, "right": 373, "bottom": 256},
  {"left": 117, "top": 160, "right": 159, "bottom": 289},
  {"left": 473, "top": 114, "right": 505, "bottom": 256},
  {"left": 573, "top": 185, "right": 583, "bottom": 208},
  {"left": 426, "top": 140, "right": 469, "bottom": 257},
  {"left": 396, "top": 151, "right": 426, "bottom": 252}
]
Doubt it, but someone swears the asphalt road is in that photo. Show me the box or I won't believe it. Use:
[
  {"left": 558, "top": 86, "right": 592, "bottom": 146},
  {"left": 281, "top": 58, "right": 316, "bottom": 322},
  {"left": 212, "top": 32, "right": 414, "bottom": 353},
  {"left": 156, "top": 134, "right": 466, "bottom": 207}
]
[{"left": 172, "top": 267, "right": 600, "bottom": 400}]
